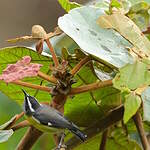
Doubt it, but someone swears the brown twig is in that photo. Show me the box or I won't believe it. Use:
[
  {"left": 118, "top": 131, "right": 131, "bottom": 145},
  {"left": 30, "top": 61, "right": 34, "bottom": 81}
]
[
  {"left": 5, "top": 112, "right": 24, "bottom": 130},
  {"left": 133, "top": 111, "right": 150, "bottom": 150},
  {"left": 99, "top": 129, "right": 108, "bottom": 150},
  {"left": 12, "top": 120, "right": 29, "bottom": 131},
  {"left": 45, "top": 39, "right": 59, "bottom": 67},
  {"left": 69, "top": 80, "right": 113, "bottom": 95},
  {"left": 15, "top": 112, "right": 24, "bottom": 121},
  {"left": 65, "top": 105, "right": 124, "bottom": 149},
  {"left": 142, "top": 26, "right": 150, "bottom": 34},
  {"left": 11, "top": 80, "right": 51, "bottom": 92},
  {"left": 16, "top": 127, "right": 43, "bottom": 150},
  {"left": 70, "top": 56, "right": 91, "bottom": 75},
  {"left": 38, "top": 71, "right": 57, "bottom": 84}
]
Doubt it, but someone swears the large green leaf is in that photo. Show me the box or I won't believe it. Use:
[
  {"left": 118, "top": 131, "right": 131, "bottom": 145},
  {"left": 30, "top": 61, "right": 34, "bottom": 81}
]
[
  {"left": 113, "top": 60, "right": 150, "bottom": 90},
  {"left": 58, "top": 0, "right": 81, "bottom": 12},
  {"left": 0, "top": 46, "right": 52, "bottom": 105},
  {"left": 0, "top": 130, "right": 13, "bottom": 143},
  {"left": 65, "top": 64, "right": 121, "bottom": 126},
  {"left": 141, "top": 87, "right": 150, "bottom": 122},
  {"left": 58, "top": 6, "right": 134, "bottom": 68},
  {"left": 123, "top": 93, "right": 141, "bottom": 123}
]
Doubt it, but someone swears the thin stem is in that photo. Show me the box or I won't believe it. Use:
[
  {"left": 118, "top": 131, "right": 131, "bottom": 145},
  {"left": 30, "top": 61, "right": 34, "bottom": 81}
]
[
  {"left": 38, "top": 71, "right": 57, "bottom": 83},
  {"left": 133, "top": 111, "right": 150, "bottom": 150},
  {"left": 16, "top": 127, "right": 43, "bottom": 150},
  {"left": 5, "top": 112, "right": 24, "bottom": 130},
  {"left": 142, "top": 26, "right": 150, "bottom": 34},
  {"left": 45, "top": 39, "right": 59, "bottom": 67},
  {"left": 70, "top": 56, "right": 91, "bottom": 76},
  {"left": 69, "top": 80, "right": 113, "bottom": 95},
  {"left": 99, "top": 129, "right": 108, "bottom": 150},
  {"left": 15, "top": 112, "right": 24, "bottom": 120},
  {"left": 12, "top": 80, "right": 51, "bottom": 93},
  {"left": 12, "top": 120, "right": 29, "bottom": 131}
]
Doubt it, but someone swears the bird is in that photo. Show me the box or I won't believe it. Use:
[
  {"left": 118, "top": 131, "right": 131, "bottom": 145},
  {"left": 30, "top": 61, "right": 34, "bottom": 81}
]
[{"left": 22, "top": 89, "right": 87, "bottom": 149}]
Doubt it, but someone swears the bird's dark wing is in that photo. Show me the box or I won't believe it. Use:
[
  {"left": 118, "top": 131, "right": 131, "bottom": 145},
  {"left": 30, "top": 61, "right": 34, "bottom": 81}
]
[
  {"left": 33, "top": 105, "right": 74, "bottom": 129},
  {"left": 33, "top": 105, "right": 87, "bottom": 141}
]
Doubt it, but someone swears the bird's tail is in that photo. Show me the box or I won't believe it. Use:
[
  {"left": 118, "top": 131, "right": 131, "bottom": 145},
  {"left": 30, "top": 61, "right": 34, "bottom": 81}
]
[{"left": 69, "top": 127, "right": 87, "bottom": 141}]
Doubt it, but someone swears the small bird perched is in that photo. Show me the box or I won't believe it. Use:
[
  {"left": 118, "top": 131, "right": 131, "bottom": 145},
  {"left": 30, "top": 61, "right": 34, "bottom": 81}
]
[{"left": 22, "top": 89, "right": 87, "bottom": 149}]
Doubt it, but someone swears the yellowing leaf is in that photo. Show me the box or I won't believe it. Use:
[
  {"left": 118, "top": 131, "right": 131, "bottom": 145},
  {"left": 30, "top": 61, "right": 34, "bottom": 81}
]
[{"left": 97, "top": 13, "right": 150, "bottom": 58}]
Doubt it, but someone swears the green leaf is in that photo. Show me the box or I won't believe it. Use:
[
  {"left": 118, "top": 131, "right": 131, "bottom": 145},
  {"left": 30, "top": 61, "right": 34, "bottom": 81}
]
[
  {"left": 123, "top": 93, "right": 141, "bottom": 123},
  {"left": 141, "top": 86, "right": 150, "bottom": 121},
  {"left": 75, "top": 134, "right": 101, "bottom": 150},
  {"left": 0, "top": 130, "right": 13, "bottom": 143},
  {"left": 0, "top": 116, "right": 17, "bottom": 130},
  {"left": 75, "top": 128, "right": 141, "bottom": 150},
  {"left": 0, "top": 46, "right": 52, "bottom": 105},
  {"left": 65, "top": 64, "right": 121, "bottom": 126},
  {"left": 111, "top": 0, "right": 122, "bottom": 9},
  {"left": 95, "top": 1, "right": 109, "bottom": 11},
  {"left": 58, "top": 6, "right": 134, "bottom": 68},
  {"left": 58, "top": 0, "right": 81, "bottom": 12},
  {"left": 106, "top": 128, "right": 142, "bottom": 150},
  {"left": 113, "top": 60, "right": 150, "bottom": 90},
  {"left": 127, "top": 1, "right": 150, "bottom": 30}
]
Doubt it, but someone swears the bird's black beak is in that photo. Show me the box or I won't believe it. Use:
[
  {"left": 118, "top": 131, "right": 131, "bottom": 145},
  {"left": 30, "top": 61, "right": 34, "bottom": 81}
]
[{"left": 22, "top": 89, "right": 29, "bottom": 97}]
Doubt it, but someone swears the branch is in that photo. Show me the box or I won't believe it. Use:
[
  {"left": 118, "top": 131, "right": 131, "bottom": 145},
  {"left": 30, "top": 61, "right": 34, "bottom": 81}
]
[
  {"left": 45, "top": 39, "right": 59, "bottom": 67},
  {"left": 38, "top": 71, "right": 57, "bottom": 84},
  {"left": 11, "top": 80, "right": 51, "bottom": 92},
  {"left": 133, "top": 111, "right": 150, "bottom": 150},
  {"left": 5, "top": 112, "right": 24, "bottom": 130},
  {"left": 69, "top": 80, "right": 113, "bottom": 95},
  {"left": 70, "top": 56, "right": 91, "bottom": 76},
  {"left": 99, "top": 129, "right": 108, "bottom": 150},
  {"left": 12, "top": 120, "right": 29, "bottom": 131},
  {"left": 16, "top": 127, "right": 43, "bottom": 150},
  {"left": 142, "top": 26, "right": 150, "bottom": 34},
  {"left": 65, "top": 105, "right": 124, "bottom": 149}
]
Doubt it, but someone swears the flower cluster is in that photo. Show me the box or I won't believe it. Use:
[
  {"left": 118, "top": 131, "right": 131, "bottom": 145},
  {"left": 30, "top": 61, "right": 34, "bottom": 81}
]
[{"left": 0, "top": 56, "right": 42, "bottom": 83}]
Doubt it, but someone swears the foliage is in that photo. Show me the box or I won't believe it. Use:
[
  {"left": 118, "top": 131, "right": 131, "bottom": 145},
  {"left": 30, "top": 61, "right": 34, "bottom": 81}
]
[
  {"left": 1, "top": 0, "right": 150, "bottom": 149},
  {"left": 58, "top": 0, "right": 81, "bottom": 12}
]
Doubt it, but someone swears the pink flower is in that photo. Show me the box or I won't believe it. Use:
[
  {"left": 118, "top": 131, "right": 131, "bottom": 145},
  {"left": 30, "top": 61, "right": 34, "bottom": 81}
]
[{"left": 0, "top": 56, "right": 42, "bottom": 83}]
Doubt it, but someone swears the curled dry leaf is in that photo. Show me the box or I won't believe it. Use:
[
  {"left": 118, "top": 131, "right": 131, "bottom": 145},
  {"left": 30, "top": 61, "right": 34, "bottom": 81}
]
[
  {"left": 7, "top": 25, "right": 63, "bottom": 43},
  {"left": 31, "top": 25, "right": 47, "bottom": 39},
  {"left": 0, "top": 56, "right": 42, "bottom": 83}
]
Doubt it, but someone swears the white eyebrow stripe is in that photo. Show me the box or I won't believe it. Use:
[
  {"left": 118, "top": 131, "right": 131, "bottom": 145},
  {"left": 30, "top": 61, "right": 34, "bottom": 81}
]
[{"left": 27, "top": 97, "right": 35, "bottom": 112}]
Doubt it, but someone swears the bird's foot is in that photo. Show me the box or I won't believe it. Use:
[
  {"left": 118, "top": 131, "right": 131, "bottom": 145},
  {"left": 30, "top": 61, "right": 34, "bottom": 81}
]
[{"left": 55, "top": 144, "right": 67, "bottom": 150}]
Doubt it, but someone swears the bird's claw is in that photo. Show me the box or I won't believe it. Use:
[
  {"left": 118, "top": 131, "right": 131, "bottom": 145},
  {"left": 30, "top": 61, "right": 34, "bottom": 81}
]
[{"left": 55, "top": 144, "right": 67, "bottom": 150}]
